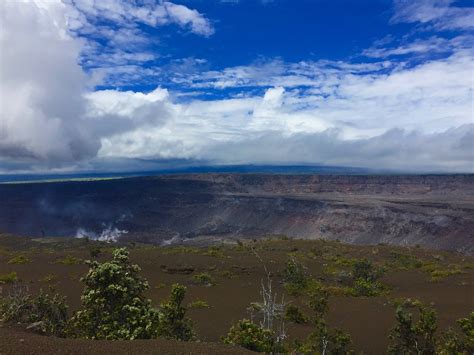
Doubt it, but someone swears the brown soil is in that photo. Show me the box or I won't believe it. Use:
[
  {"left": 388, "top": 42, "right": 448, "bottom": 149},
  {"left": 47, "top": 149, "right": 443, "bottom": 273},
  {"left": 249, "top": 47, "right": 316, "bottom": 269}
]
[
  {"left": 0, "top": 326, "right": 251, "bottom": 354},
  {"left": 0, "top": 235, "right": 473, "bottom": 354}
]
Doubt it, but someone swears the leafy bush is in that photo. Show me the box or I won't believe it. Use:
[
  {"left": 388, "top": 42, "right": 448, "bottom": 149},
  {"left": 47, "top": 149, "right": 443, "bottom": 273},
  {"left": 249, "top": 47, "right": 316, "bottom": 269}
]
[
  {"left": 0, "top": 271, "right": 18, "bottom": 284},
  {"left": 7, "top": 255, "right": 30, "bottom": 264},
  {"left": 351, "top": 278, "right": 384, "bottom": 297},
  {"left": 388, "top": 299, "right": 437, "bottom": 355},
  {"left": 297, "top": 319, "right": 352, "bottom": 355},
  {"left": 223, "top": 319, "right": 275, "bottom": 353},
  {"left": 353, "top": 258, "right": 379, "bottom": 282},
  {"left": 285, "top": 304, "right": 308, "bottom": 324},
  {"left": 348, "top": 259, "right": 385, "bottom": 297},
  {"left": 71, "top": 248, "right": 160, "bottom": 340},
  {"left": 192, "top": 272, "right": 216, "bottom": 286},
  {"left": 156, "top": 284, "right": 195, "bottom": 341},
  {"left": 439, "top": 312, "right": 474, "bottom": 354},
  {"left": 283, "top": 257, "right": 309, "bottom": 294},
  {"left": 294, "top": 282, "right": 353, "bottom": 354},
  {"left": 0, "top": 286, "right": 68, "bottom": 337},
  {"left": 308, "top": 283, "right": 329, "bottom": 318}
]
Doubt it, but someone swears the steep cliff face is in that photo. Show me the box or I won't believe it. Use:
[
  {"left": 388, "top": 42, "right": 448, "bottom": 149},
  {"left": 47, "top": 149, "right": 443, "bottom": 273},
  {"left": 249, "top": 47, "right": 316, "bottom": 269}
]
[{"left": 0, "top": 174, "right": 472, "bottom": 253}]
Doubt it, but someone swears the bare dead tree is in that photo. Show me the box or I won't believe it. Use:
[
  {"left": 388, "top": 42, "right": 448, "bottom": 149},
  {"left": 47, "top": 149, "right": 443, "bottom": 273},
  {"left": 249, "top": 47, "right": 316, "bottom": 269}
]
[{"left": 249, "top": 247, "right": 288, "bottom": 344}]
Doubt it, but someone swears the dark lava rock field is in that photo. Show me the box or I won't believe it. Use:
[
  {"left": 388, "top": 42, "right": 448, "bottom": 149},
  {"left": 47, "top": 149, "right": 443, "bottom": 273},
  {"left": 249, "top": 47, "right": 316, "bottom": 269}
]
[{"left": 0, "top": 174, "right": 473, "bottom": 254}]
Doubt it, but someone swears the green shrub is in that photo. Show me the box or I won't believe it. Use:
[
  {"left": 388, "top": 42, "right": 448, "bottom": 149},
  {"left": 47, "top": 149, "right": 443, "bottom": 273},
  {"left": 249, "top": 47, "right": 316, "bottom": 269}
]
[
  {"left": 308, "top": 283, "right": 329, "bottom": 318},
  {"left": 352, "top": 258, "right": 379, "bottom": 282},
  {"left": 351, "top": 278, "right": 385, "bottom": 297},
  {"left": 439, "top": 312, "right": 474, "bottom": 354},
  {"left": 0, "top": 284, "right": 30, "bottom": 322},
  {"left": 156, "top": 284, "right": 195, "bottom": 341},
  {"left": 346, "top": 259, "right": 386, "bottom": 297},
  {"left": 283, "top": 257, "right": 309, "bottom": 294},
  {"left": 297, "top": 319, "right": 352, "bottom": 355},
  {"left": 192, "top": 272, "right": 216, "bottom": 286},
  {"left": 71, "top": 248, "right": 159, "bottom": 340},
  {"left": 0, "top": 271, "right": 18, "bottom": 284},
  {"left": 388, "top": 299, "right": 437, "bottom": 355},
  {"left": 0, "top": 287, "right": 68, "bottom": 337},
  {"left": 285, "top": 304, "right": 308, "bottom": 324},
  {"left": 223, "top": 319, "right": 275, "bottom": 353},
  {"left": 7, "top": 255, "right": 30, "bottom": 264}
]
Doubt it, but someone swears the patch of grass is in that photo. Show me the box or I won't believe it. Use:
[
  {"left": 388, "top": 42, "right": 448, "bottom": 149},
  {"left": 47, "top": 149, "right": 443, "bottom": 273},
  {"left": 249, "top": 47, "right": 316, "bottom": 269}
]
[
  {"left": 0, "top": 271, "right": 18, "bottom": 284},
  {"left": 192, "top": 272, "right": 216, "bottom": 286},
  {"left": 54, "top": 255, "right": 82, "bottom": 265},
  {"left": 325, "top": 285, "right": 354, "bottom": 297},
  {"left": 188, "top": 300, "right": 210, "bottom": 309},
  {"left": 422, "top": 263, "right": 464, "bottom": 281},
  {"left": 162, "top": 246, "right": 200, "bottom": 255},
  {"left": 155, "top": 282, "right": 167, "bottom": 289},
  {"left": 220, "top": 270, "right": 238, "bottom": 279},
  {"left": 203, "top": 246, "right": 225, "bottom": 258},
  {"left": 386, "top": 252, "right": 423, "bottom": 270},
  {"left": 38, "top": 274, "right": 58, "bottom": 283},
  {"left": 7, "top": 255, "right": 30, "bottom": 264}
]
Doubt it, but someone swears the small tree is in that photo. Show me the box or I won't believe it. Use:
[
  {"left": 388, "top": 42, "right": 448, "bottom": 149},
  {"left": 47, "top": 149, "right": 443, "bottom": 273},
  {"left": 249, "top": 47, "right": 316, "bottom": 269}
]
[
  {"left": 388, "top": 299, "right": 437, "bottom": 355},
  {"left": 71, "top": 248, "right": 159, "bottom": 340},
  {"left": 350, "top": 259, "right": 385, "bottom": 296},
  {"left": 157, "top": 284, "right": 195, "bottom": 341},
  {"left": 299, "top": 284, "right": 352, "bottom": 354},
  {"left": 283, "top": 256, "right": 309, "bottom": 294},
  {"left": 226, "top": 249, "right": 287, "bottom": 352},
  {"left": 353, "top": 258, "right": 378, "bottom": 282}
]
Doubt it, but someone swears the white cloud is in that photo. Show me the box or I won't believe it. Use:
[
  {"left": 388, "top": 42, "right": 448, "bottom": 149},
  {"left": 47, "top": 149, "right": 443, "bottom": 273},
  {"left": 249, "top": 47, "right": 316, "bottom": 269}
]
[
  {"left": 163, "top": 2, "right": 214, "bottom": 37},
  {"left": 64, "top": 0, "right": 213, "bottom": 84},
  {"left": 0, "top": 2, "right": 171, "bottom": 167},
  {"left": 392, "top": 0, "right": 474, "bottom": 30},
  {"left": 0, "top": 0, "right": 472, "bottom": 173}
]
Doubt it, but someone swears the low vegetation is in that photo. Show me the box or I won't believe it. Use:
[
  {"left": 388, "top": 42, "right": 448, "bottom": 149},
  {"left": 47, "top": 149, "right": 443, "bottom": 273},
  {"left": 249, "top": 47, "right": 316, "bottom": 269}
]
[
  {"left": 7, "top": 255, "right": 30, "bottom": 264},
  {"left": 192, "top": 272, "right": 216, "bottom": 286},
  {"left": 0, "top": 271, "right": 18, "bottom": 284},
  {"left": 0, "top": 238, "right": 472, "bottom": 353},
  {"left": 0, "top": 285, "right": 68, "bottom": 337}
]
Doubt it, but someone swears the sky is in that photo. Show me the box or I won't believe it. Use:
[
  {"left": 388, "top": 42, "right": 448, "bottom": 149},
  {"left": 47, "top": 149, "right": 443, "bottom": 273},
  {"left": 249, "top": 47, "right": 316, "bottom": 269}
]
[{"left": 0, "top": 0, "right": 473, "bottom": 173}]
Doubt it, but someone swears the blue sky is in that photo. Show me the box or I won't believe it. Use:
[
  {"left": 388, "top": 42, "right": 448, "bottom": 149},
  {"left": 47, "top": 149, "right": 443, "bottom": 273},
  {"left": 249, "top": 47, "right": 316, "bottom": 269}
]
[{"left": 0, "top": 0, "right": 473, "bottom": 173}]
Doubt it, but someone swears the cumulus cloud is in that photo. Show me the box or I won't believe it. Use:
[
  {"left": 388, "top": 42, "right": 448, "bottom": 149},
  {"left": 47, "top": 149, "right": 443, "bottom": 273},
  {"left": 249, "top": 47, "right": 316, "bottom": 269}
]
[
  {"left": 0, "top": 1, "right": 170, "bottom": 167},
  {"left": 0, "top": 0, "right": 472, "bottom": 173},
  {"left": 0, "top": 0, "right": 96, "bottom": 164}
]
